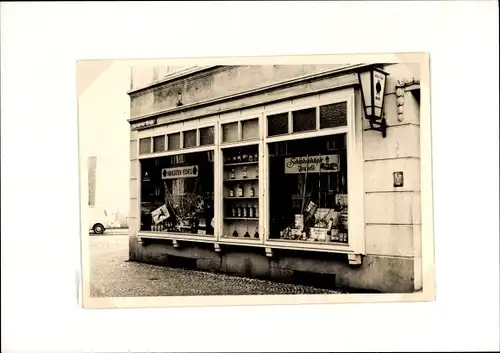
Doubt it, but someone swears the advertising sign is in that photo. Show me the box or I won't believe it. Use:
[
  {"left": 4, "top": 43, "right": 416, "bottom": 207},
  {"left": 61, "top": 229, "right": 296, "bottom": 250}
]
[
  {"left": 284, "top": 154, "right": 339, "bottom": 174},
  {"left": 151, "top": 204, "right": 170, "bottom": 224},
  {"left": 162, "top": 165, "right": 199, "bottom": 179},
  {"left": 373, "top": 70, "right": 387, "bottom": 111}
]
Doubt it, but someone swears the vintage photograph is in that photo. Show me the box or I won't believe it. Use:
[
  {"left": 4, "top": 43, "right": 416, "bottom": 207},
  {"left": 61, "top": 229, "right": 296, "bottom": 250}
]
[{"left": 79, "top": 55, "right": 434, "bottom": 307}]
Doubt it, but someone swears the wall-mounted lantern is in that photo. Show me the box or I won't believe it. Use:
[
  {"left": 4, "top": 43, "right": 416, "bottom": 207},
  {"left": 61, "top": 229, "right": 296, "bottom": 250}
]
[{"left": 358, "top": 67, "right": 390, "bottom": 138}]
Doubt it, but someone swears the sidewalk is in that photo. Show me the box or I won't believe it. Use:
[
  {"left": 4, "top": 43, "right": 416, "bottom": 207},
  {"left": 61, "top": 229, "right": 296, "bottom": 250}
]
[{"left": 89, "top": 234, "right": 342, "bottom": 297}]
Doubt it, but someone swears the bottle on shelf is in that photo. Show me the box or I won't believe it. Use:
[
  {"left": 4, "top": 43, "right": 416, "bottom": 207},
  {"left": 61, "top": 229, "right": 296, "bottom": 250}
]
[
  {"left": 230, "top": 168, "right": 236, "bottom": 180},
  {"left": 255, "top": 205, "right": 259, "bottom": 218},
  {"left": 243, "top": 204, "right": 248, "bottom": 218},
  {"left": 248, "top": 153, "right": 254, "bottom": 162},
  {"left": 233, "top": 229, "right": 239, "bottom": 237},
  {"left": 255, "top": 167, "right": 259, "bottom": 178},
  {"left": 232, "top": 154, "right": 237, "bottom": 162},
  {"left": 229, "top": 186, "right": 235, "bottom": 197},
  {"left": 242, "top": 152, "right": 248, "bottom": 162},
  {"left": 248, "top": 203, "right": 254, "bottom": 218},
  {"left": 236, "top": 184, "right": 244, "bottom": 197},
  {"left": 231, "top": 204, "right": 237, "bottom": 217},
  {"left": 237, "top": 150, "right": 242, "bottom": 162},
  {"left": 242, "top": 167, "right": 248, "bottom": 179},
  {"left": 237, "top": 205, "right": 242, "bottom": 218},
  {"left": 254, "top": 228, "right": 259, "bottom": 239},
  {"left": 250, "top": 184, "right": 255, "bottom": 197},
  {"left": 254, "top": 153, "right": 258, "bottom": 162},
  {"left": 244, "top": 227, "right": 250, "bottom": 238}
]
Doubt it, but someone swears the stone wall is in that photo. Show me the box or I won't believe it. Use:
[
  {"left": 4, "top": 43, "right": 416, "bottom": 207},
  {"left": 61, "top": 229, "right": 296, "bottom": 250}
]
[
  {"left": 129, "top": 237, "right": 416, "bottom": 293},
  {"left": 361, "top": 63, "right": 422, "bottom": 291}
]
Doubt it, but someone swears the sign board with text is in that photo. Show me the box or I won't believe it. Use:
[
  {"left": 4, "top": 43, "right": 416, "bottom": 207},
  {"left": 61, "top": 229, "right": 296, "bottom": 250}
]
[
  {"left": 284, "top": 154, "right": 339, "bottom": 174},
  {"left": 162, "top": 165, "right": 199, "bottom": 179}
]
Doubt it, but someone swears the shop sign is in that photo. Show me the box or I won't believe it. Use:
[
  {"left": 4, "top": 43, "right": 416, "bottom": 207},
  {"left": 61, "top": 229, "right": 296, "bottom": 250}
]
[
  {"left": 284, "top": 154, "right": 339, "bottom": 174},
  {"left": 162, "top": 165, "right": 199, "bottom": 179},
  {"left": 132, "top": 118, "right": 157, "bottom": 130}
]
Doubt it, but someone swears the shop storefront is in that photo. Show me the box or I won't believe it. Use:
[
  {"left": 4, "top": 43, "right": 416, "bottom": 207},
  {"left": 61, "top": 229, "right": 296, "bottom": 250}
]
[{"left": 127, "top": 64, "right": 422, "bottom": 293}]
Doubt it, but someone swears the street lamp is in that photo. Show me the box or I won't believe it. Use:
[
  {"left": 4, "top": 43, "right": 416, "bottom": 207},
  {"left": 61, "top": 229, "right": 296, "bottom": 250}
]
[{"left": 358, "top": 66, "right": 390, "bottom": 138}]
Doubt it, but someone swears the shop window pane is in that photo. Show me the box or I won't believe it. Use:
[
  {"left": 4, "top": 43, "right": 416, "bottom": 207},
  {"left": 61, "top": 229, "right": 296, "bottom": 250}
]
[
  {"left": 292, "top": 108, "right": 316, "bottom": 133},
  {"left": 140, "top": 153, "right": 215, "bottom": 236},
  {"left": 268, "top": 134, "right": 348, "bottom": 244},
  {"left": 153, "top": 135, "right": 165, "bottom": 153},
  {"left": 221, "top": 144, "right": 260, "bottom": 240},
  {"left": 183, "top": 129, "right": 197, "bottom": 148},
  {"left": 267, "top": 113, "right": 289, "bottom": 136},
  {"left": 242, "top": 118, "right": 259, "bottom": 140},
  {"left": 222, "top": 122, "right": 238, "bottom": 143},
  {"left": 139, "top": 138, "right": 151, "bottom": 154},
  {"left": 320, "top": 102, "right": 347, "bottom": 129},
  {"left": 200, "top": 126, "right": 214, "bottom": 145},
  {"left": 168, "top": 133, "right": 180, "bottom": 150}
]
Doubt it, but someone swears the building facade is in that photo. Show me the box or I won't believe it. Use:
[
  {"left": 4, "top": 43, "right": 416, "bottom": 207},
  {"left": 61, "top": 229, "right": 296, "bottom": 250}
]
[{"left": 126, "top": 64, "right": 422, "bottom": 293}]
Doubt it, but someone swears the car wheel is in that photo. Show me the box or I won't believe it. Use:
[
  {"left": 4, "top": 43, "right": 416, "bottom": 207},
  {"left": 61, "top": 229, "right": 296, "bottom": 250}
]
[{"left": 92, "top": 223, "right": 105, "bottom": 235}]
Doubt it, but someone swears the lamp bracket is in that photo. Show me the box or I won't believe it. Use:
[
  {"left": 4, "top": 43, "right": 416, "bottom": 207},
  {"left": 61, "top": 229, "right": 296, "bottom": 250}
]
[{"left": 368, "top": 117, "right": 387, "bottom": 138}]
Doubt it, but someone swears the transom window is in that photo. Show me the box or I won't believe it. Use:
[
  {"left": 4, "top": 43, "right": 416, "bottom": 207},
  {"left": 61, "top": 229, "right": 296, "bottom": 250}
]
[{"left": 267, "top": 101, "right": 348, "bottom": 137}]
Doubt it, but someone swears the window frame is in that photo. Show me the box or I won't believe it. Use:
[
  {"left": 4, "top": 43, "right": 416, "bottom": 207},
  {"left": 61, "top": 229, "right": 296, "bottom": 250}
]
[
  {"left": 133, "top": 87, "right": 365, "bottom": 256},
  {"left": 220, "top": 111, "right": 262, "bottom": 146},
  {"left": 217, "top": 112, "right": 265, "bottom": 245},
  {"left": 136, "top": 123, "right": 219, "bottom": 240},
  {"left": 262, "top": 89, "right": 365, "bottom": 254}
]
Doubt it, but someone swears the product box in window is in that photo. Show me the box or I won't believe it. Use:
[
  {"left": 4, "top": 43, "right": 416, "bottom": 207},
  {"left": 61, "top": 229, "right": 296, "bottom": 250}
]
[
  {"left": 294, "top": 214, "right": 304, "bottom": 229},
  {"left": 310, "top": 227, "right": 328, "bottom": 242},
  {"left": 197, "top": 218, "right": 207, "bottom": 235},
  {"left": 335, "top": 194, "right": 348, "bottom": 228},
  {"left": 330, "top": 228, "right": 340, "bottom": 242},
  {"left": 313, "top": 208, "right": 338, "bottom": 228}
]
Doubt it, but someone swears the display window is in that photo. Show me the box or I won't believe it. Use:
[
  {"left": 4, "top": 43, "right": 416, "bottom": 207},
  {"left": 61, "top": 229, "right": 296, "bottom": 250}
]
[
  {"left": 267, "top": 134, "right": 349, "bottom": 244},
  {"left": 134, "top": 91, "right": 361, "bottom": 253},
  {"left": 221, "top": 144, "right": 261, "bottom": 240},
  {"left": 140, "top": 151, "right": 215, "bottom": 236}
]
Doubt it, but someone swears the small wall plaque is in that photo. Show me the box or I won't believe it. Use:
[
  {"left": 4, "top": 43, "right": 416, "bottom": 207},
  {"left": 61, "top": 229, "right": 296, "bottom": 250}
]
[{"left": 393, "top": 171, "right": 404, "bottom": 187}]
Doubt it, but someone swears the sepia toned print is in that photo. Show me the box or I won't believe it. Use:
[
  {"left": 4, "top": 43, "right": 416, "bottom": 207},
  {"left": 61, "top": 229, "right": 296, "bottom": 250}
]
[{"left": 78, "top": 53, "right": 434, "bottom": 308}]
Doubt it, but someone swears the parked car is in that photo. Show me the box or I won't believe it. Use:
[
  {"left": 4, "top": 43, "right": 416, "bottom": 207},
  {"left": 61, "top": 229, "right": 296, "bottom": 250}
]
[{"left": 88, "top": 207, "right": 112, "bottom": 234}]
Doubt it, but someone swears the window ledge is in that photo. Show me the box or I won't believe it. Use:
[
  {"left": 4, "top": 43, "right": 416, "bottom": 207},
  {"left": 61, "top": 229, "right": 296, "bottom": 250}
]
[{"left": 136, "top": 232, "right": 362, "bottom": 262}]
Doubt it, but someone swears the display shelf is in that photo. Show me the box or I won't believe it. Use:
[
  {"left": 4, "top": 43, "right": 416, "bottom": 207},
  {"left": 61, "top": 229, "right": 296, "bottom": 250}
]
[
  {"left": 224, "top": 217, "right": 259, "bottom": 221},
  {"left": 223, "top": 161, "right": 259, "bottom": 167},
  {"left": 222, "top": 236, "right": 260, "bottom": 241},
  {"left": 223, "top": 178, "right": 259, "bottom": 182},
  {"left": 222, "top": 144, "right": 260, "bottom": 243}
]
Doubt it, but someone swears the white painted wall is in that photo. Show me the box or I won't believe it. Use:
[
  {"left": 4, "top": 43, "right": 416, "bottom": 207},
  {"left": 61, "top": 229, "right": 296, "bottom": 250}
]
[{"left": 78, "top": 61, "right": 131, "bottom": 228}]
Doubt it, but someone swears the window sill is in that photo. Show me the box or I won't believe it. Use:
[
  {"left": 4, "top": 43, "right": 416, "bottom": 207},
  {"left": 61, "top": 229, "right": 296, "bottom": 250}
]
[
  {"left": 136, "top": 232, "right": 359, "bottom": 256},
  {"left": 137, "top": 231, "right": 215, "bottom": 243}
]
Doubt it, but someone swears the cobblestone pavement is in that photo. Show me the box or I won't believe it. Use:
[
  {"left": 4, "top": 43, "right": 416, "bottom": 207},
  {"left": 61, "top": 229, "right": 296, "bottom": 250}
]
[{"left": 89, "top": 235, "right": 342, "bottom": 297}]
